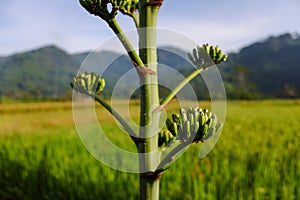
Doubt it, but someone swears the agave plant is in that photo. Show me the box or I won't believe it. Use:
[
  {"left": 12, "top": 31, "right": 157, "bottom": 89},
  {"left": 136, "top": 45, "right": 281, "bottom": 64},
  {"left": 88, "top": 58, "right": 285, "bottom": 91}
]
[{"left": 71, "top": 1, "right": 227, "bottom": 199}]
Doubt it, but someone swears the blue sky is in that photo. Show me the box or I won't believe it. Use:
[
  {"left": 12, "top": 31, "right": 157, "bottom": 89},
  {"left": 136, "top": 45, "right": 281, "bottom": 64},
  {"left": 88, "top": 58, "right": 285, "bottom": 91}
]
[{"left": 1, "top": 0, "right": 299, "bottom": 56}]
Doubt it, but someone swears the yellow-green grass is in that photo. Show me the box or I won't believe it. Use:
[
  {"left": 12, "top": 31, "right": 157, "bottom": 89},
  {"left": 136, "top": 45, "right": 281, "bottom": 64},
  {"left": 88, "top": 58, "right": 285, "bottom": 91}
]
[{"left": 0, "top": 100, "right": 299, "bottom": 199}]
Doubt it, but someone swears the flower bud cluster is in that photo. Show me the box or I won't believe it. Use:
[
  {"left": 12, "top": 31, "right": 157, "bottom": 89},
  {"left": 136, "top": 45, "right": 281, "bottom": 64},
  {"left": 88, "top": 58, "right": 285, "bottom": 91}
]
[
  {"left": 70, "top": 72, "right": 105, "bottom": 95},
  {"left": 80, "top": 0, "right": 111, "bottom": 20},
  {"left": 188, "top": 44, "right": 228, "bottom": 68},
  {"left": 165, "top": 107, "right": 221, "bottom": 143},
  {"left": 79, "top": 0, "right": 138, "bottom": 20}
]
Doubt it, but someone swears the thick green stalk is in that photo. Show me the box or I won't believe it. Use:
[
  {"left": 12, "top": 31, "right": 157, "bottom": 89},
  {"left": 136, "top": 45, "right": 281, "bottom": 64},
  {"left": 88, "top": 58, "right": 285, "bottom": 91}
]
[{"left": 138, "top": 1, "right": 161, "bottom": 200}]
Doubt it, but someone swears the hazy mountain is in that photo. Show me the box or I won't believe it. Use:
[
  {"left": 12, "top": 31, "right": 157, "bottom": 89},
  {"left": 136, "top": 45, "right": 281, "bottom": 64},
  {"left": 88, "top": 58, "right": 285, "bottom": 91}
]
[
  {"left": 0, "top": 46, "right": 78, "bottom": 100},
  {"left": 223, "top": 33, "right": 300, "bottom": 98},
  {"left": 0, "top": 45, "right": 193, "bottom": 100},
  {"left": 0, "top": 33, "right": 299, "bottom": 100}
]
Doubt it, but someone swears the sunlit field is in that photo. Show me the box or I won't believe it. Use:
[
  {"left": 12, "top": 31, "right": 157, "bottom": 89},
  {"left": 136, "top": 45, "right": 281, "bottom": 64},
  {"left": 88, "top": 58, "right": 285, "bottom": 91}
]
[{"left": 0, "top": 100, "right": 299, "bottom": 200}]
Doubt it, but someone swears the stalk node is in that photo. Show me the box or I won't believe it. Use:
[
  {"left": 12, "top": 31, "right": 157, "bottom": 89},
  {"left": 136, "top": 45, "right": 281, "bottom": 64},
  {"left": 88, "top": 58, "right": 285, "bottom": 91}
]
[
  {"left": 145, "top": 0, "right": 164, "bottom": 8},
  {"left": 141, "top": 171, "right": 163, "bottom": 181},
  {"left": 132, "top": 136, "right": 146, "bottom": 144}
]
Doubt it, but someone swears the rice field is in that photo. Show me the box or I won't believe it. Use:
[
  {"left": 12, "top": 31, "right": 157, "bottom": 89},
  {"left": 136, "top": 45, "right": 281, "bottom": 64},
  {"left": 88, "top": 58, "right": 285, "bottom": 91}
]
[{"left": 0, "top": 100, "right": 299, "bottom": 199}]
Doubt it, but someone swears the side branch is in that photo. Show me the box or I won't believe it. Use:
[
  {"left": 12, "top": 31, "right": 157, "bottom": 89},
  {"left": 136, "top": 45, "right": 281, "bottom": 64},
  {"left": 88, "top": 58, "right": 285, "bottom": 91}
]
[
  {"left": 159, "top": 68, "right": 204, "bottom": 107},
  {"left": 155, "top": 140, "right": 191, "bottom": 171},
  {"left": 71, "top": 72, "right": 140, "bottom": 143},
  {"left": 108, "top": 18, "right": 154, "bottom": 75},
  {"left": 93, "top": 93, "right": 139, "bottom": 141}
]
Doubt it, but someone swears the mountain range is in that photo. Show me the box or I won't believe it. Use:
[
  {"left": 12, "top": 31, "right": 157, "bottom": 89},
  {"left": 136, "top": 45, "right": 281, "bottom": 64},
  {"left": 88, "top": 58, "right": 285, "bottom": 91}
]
[
  {"left": 0, "top": 33, "right": 299, "bottom": 101},
  {"left": 222, "top": 33, "right": 300, "bottom": 99}
]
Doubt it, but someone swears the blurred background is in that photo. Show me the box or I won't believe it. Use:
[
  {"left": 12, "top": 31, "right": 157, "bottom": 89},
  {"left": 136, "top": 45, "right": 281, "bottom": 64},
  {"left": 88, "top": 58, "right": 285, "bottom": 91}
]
[{"left": 0, "top": 1, "right": 299, "bottom": 199}]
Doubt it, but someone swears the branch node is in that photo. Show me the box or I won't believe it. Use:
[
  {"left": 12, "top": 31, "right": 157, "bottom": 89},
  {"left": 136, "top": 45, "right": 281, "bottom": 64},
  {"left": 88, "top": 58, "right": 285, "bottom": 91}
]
[
  {"left": 145, "top": 0, "right": 164, "bottom": 8},
  {"left": 154, "top": 104, "right": 166, "bottom": 112},
  {"left": 132, "top": 60, "right": 156, "bottom": 75},
  {"left": 137, "top": 66, "right": 156, "bottom": 75},
  {"left": 131, "top": 136, "right": 146, "bottom": 144},
  {"left": 141, "top": 171, "right": 163, "bottom": 181}
]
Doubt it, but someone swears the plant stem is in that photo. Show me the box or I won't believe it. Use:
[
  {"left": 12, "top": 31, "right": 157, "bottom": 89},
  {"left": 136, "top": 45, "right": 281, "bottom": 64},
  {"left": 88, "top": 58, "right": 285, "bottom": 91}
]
[
  {"left": 160, "top": 68, "right": 204, "bottom": 106},
  {"left": 131, "top": 14, "right": 139, "bottom": 28},
  {"left": 93, "top": 94, "right": 138, "bottom": 139},
  {"left": 108, "top": 18, "right": 144, "bottom": 67},
  {"left": 156, "top": 141, "right": 191, "bottom": 171},
  {"left": 138, "top": 1, "right": 161, "bottom": 199},
  {"left": 140, "top": 177, "right": 160, "bottom": 200}
]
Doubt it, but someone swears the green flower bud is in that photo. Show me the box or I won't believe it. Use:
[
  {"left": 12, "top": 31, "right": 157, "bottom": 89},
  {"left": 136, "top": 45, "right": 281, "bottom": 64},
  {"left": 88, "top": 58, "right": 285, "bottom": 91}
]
[
  {"left": 166, "top": 118, "right": 177, "bottom": 136},
  {"left": 180, "top": 109, "right": 188, "bottom": 123},
  {"left": 158, "top": 129, "right": 175, "bottom": 148},
  {"left": 172, "top": 113, "right": 180, "bottom": 125},
  {"left": 206, "top": 118, "right": 213, "bottom": 128},
  {"left": 199, "top": 112, "right": 206, "bottom": 126},
  {"left": 183, "top": 120, "right": 190, "bottom": 140}
]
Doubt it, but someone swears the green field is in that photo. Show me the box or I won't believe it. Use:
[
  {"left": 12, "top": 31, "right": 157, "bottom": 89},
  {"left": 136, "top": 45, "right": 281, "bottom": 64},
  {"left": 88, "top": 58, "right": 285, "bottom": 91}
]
[{"left": 0, "top": 100, "right": 299, "bottom": 200}]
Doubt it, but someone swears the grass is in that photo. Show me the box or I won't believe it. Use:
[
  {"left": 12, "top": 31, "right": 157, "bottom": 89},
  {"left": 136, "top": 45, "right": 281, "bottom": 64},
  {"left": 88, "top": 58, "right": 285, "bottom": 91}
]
[{"left": 0, "top": 100, "right": 299, "bottom": 199}]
